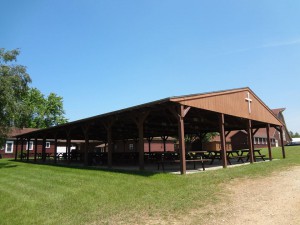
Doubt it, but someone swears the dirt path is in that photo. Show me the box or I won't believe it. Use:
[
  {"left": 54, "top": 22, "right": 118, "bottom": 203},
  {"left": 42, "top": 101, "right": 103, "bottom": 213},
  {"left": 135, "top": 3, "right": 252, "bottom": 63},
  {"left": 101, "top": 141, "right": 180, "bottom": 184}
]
[
  {"left": 204, "top": 166, "right": 300, "bottom": 225},
  {"left": 144, "top": 166, "right": 300, "bottom": 225}
]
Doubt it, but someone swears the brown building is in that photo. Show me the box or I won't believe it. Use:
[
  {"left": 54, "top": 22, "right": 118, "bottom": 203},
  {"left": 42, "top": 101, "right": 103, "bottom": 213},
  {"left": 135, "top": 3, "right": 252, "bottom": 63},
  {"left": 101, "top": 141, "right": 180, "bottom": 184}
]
[
  {"left": 0, "top": 128, "right": 57, "bottom": 158},
  {"left": 14, "top": 87, "right": 287, "bottom": 174},
  {"left": 1, "top": 128, "right": 175, "bottom": 159},
  {"left": 202, "top": 108, "right": 291, "bottom": 151}
]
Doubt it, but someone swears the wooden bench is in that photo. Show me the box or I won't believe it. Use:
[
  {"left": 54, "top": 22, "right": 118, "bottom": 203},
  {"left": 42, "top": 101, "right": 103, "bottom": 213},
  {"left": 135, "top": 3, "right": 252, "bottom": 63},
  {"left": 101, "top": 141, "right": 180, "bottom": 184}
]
[{"left": 157, "top": 158, "right": 211, "bottom": 171}]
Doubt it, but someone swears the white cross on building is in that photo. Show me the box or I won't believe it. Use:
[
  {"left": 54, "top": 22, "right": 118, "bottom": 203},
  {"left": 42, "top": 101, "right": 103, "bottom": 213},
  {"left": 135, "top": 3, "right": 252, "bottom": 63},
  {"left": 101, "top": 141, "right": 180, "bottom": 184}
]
[{"left": 245, "top": 92, "right": 252, "bottom": 114}]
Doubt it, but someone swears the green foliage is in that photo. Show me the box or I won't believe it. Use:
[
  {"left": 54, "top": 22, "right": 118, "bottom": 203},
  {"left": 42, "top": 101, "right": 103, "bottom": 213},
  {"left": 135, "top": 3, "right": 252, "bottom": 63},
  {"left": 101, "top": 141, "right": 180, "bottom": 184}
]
[
  {"left": 0, "top": 48, "right": 31, "bottom": 145},
  {"left": 289, "top": 131, "right": 300, "bottom": 138},
  {"left": 185, "top": 132, "right": 217, "bottom": 143},
  {"left": 16, "top": 88, "right": 68, "bottom": 128},
  {"left": 0, "top": 48, "right": 68, "bottom": 145}
]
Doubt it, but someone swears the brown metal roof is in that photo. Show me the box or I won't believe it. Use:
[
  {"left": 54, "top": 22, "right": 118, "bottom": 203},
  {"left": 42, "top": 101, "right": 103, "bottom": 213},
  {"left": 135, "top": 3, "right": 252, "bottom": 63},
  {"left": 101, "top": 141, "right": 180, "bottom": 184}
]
[{"left": 15, "top": 87, "right": 283, "bottom": 141}]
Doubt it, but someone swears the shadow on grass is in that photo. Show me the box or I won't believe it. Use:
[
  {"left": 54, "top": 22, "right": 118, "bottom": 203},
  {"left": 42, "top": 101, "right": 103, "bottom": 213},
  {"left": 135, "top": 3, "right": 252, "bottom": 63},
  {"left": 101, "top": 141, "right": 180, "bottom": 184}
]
[
  {"left": 0, "top": 162, "right": 18, "bottom": 169},
  {"left": 9, "top": 159, "right": 159, "bottom": 177}
]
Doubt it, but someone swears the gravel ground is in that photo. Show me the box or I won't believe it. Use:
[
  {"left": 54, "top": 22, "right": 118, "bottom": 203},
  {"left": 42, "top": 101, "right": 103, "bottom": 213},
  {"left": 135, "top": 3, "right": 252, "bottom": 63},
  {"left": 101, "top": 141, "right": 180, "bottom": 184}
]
[
  {"left": 144, "top": 166, "right": 300, "bottom": 225},
  {"left": 205, "top": 166, "right": 300, "bottom": 225}
]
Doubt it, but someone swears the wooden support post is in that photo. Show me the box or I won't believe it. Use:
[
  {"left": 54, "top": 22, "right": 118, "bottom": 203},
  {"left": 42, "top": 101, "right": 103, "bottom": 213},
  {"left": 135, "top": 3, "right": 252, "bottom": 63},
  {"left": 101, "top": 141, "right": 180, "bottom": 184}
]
[
  {"left": 65, "top": 129, "right": 72, "bottom": 164},
  {"left": 132, "top": 111, "right": 149, "bottom": 171},
  {"left": 178, "top": 105, "right": 187, "bottom": 174},
  {"left": 34, "top": 138, "right": 38, "bottom": 162},
  {"left": 82, "top": 125, "right": 89, "bottom": 166},
  {"left": 123, "top": 139, "right": 127, "bottom": 152},
  {"left": 107, "top": 125, "right": 113, "bottom": 168},
  {"left": 266, "top": 124, "right": 272, "bottom": 161},
  {"left": 138, "top": 121, "right": 144, "bottom": 170},
  {"left": 280, "top": 126, "right": 286, "bottom": 159},
  {"left": 147, "top": 137, "right": 153, "bottom": 153},
  {"left": 15, "top": 138, "right": 19, "bottom": 161},
  {"left": 247, "top": 120, "right": 254, "bottom": 163},
  {"left": 219, "top": 113, "right": 227, "bottom": 168},
  {"left": 20, "top": 138, "right": 24, "bottom": 161},
  {"left": 67, "top": 137, "right": 71, "bottom": 164},
  {"left": 251, "top": 128, "right": 259, "bottom": 161},
  {"left": 42, "top": 137, "right": 46, "bottom": 162},
  {"left": 161, "top": 136, "right": 168, "bottom": 152},
  {"left": 169, "top": 105, "right": 190, "bottom": 175},
  {"left": 26, "top": 138, "right": 30, "bottom": 161},
  {"left": 54, "top": 136, "right": 58, "bottom": 164},
  {"left": 84, "top": 134, "right": 89, "bottom": 166}
]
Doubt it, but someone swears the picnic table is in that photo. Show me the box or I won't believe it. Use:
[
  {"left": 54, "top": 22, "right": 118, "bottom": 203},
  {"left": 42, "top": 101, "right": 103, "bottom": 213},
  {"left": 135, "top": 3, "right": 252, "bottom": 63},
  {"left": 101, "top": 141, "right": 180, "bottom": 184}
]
[
  {"left": 240, "top": 149, "right": 266, "bottom": 161},
  {"left": 208, "top": 150, "right": 250, "bottom": 164},
  {"left": 157, "top": 151, "right": 211, "bottom": 171}
]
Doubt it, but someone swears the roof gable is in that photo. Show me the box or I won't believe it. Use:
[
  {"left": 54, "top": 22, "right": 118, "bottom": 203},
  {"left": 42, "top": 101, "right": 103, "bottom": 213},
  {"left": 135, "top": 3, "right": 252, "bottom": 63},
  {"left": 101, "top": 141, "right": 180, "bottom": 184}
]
[{"left": 171, "top": 87, "right": 282, "bottom": 126}]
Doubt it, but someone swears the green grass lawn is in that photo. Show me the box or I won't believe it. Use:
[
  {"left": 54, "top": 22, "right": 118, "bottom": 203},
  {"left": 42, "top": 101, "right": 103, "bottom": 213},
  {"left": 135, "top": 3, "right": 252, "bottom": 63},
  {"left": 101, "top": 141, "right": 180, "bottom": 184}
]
[{"left": 1, "top": 146, "right": 300, "bottom": 225}]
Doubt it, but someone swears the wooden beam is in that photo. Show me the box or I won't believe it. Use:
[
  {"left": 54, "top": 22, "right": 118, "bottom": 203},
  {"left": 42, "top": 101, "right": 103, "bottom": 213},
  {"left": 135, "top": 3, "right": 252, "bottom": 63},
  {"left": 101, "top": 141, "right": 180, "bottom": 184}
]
[
  {"left": 54, "top": 135, "right": 58, "bottom": 164},
  {"left": 252, "top": 128, "right": 259, "bottom": 136},
  {"left": 225, "top": 131, "right": 231, "bottom": 138},
  {"left": 178, "top": 105, "right": 186, "bottom": 175},
  {"left": 161, "top": 136, "right": 168, "bottom": 153},
  {"left": 82, "top": 124, "right": 90, "bottom": 166},
  {"left": 132, "top": 111, "right": 149, "bottom": 170},
  {"left": 20, "top": 138, "right": 24, "bottom": 161},
  {"left": 34, "top": 138, "right": 38, "bottom": 162},
  {"left": 26, "top": 138, "right": 30, "bottom": 161},
  {"left": 266, "top": 124, "right": 272, "bottom": 161},
  {"left": 247, "top": 120, "right": 254, "bottom": 163},
  {"left": 219, "top": 113, "right": 227, "bottom": 168},
  {"left": 147, "top": 137, "right": 153, "bottom": 153},
  {"left": 103, "top": 119, "right": 115, "bottom": 168},
  {"left": 168, "top": 105, "right": 190, "bottom": 120},
  {"left": 15, "top": 138, "right": 19, "bottom": 161},
  {"left": 42, "top": 137, "right": 46, "bottom": 162},
  {"left": 138, "top": 121, "right": 145, "bottom": 170},
  {"left": 279, "top": 126, "right": 286, "bottom": 159},
  {"left": 66, "top": 130, "right": 71, "bottom": 164},
  {"left": 183, "top": 106, "right": 191, "bottom": 117}
]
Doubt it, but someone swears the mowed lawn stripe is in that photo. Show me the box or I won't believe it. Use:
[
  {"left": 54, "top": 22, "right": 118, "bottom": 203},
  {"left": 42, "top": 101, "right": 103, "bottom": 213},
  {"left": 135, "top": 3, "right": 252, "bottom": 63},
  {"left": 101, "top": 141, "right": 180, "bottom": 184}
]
[{"left": 0, "top": 146, "right": 300, "bottom": 224}]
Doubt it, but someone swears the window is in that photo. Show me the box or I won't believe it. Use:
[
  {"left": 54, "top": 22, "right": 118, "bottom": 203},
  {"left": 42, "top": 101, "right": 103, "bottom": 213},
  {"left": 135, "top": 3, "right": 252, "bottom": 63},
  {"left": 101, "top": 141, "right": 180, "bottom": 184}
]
[
  {"left": 254, "top": 137, "right": 257, "bottom": 144},
  {"left": 129, "top": 143, "right": 134, "bottom": 151},
  {"left": 5, "top": 141, "right": 14, "bottom": 153},
  {"left": 257, "top": 138, "right": 260, "bottom": 144},
  {"left": 26, "top": 141, "right": 34, "bottom": 150},
  {"left": 46, "top": 142, "right": 51, "bottom": 148}
]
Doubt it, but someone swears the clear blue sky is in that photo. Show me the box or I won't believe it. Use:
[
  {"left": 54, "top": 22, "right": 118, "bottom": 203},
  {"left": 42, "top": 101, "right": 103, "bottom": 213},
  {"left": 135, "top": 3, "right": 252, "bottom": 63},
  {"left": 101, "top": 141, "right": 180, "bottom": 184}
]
[{"left": 1, "top": 0, "right": 300, "bottom": 133}]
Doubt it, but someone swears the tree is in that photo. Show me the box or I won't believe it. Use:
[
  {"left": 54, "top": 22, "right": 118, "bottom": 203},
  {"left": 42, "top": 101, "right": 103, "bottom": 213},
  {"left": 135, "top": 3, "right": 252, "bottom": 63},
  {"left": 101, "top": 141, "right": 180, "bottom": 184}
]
[
  {"left": 0, "top": 48, "right": 68, "bottom": 146},
  {"left": 14, "top": 88, "right": 68, "bottom": 128},
  {"left": 289, "top": 131, "right": 300, "bottom": 138},
  {"left": 0, "top": 48, "right": 31, "bottom": 145}
]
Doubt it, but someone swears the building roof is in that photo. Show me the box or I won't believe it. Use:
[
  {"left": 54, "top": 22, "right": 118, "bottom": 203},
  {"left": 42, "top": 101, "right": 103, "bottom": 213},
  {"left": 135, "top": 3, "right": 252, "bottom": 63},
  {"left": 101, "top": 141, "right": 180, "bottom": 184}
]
[
  {"left": 15, "top": 87, "right": 284, "bottom": 141},
  {"left": 8, "top": 128, "right": 39, "bottom": 138}
]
